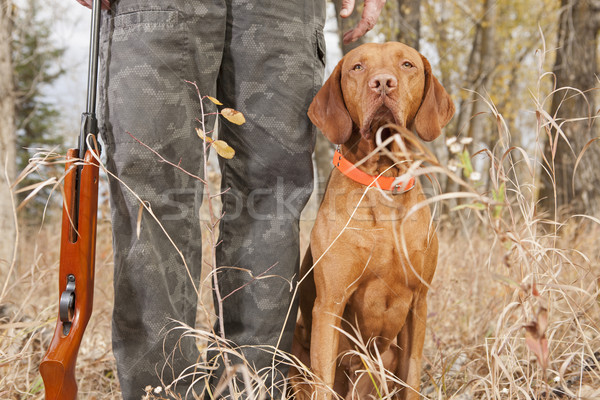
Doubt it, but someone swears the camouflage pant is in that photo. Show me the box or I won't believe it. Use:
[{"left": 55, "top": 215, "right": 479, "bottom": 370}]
[{"left": 97, "top": 0, "right": 325, "bottom": 398}]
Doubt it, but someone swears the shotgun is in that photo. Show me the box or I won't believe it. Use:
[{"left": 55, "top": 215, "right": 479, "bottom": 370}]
[{"left": 40, "top": 1, "right": 103, "bottom": 398}]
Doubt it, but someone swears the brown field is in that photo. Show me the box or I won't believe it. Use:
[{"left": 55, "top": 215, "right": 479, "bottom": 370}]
[{"left": 2, "top": 185, "right": 599, "bottom": 399}]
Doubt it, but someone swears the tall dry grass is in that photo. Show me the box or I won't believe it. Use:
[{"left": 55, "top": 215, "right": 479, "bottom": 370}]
[
  {"left": 0, "top": 193, "right": 118, "bottom": 398},
  {"left": 416, "top": 42, "right": 600, "bottom": 399},
  {"left": 1, "top": 44, "right": 600, "bottom": 399}
]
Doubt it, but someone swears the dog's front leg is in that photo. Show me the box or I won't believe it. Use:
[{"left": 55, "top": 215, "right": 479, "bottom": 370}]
[
  {"left": 310, "top": 292, "right": 351, "bottom": 400},
  {"left": 396, "top": 291, "right": 428, "bottom": 400}
]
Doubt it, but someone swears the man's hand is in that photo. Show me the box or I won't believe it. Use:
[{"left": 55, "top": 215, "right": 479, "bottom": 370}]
[
  {"left": 76, "top": 0, "right": 111, "bottom": 10},
  {"left": 340, "top": 0, "right": 386, "bottom": 44}
]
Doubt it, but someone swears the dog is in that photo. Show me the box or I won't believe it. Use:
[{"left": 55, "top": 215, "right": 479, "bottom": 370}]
[{"left": 290, "top": 42, "right": 455, "bottom": 400}]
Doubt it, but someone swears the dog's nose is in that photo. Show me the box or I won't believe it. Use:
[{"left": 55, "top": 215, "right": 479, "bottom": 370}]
[{"left": 369, "top": 74, "right": 398, "bottom": 94}]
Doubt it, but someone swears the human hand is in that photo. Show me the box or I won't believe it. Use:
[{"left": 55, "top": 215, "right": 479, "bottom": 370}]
[
  {"left": 75, "top": 0, "right": 111, "bottom": 10},
  {"left": 340, "top": 0, "right": 386, "bottom": 44}
]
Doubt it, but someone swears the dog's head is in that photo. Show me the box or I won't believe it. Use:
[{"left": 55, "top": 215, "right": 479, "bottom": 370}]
[{"left": 308, "top": 42, "right": 455, "bottom": 144}]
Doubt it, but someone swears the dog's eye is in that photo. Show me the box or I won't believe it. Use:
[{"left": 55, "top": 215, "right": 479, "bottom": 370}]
[
  {"left": 402, "top": 61, "right": 414, "bottom": 68},
  {"left": 352, "top": 64, "right": 364, "bottom": 71}
]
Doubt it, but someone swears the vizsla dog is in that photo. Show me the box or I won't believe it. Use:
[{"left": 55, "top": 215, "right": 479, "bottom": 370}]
[{"left": 291, "top": 42, "right": 454, "bottom": 400}]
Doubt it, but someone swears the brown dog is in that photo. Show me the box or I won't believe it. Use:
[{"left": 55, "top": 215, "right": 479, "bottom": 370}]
[{"left": 291, "top": 42, "right": 454, "bottom": 399}]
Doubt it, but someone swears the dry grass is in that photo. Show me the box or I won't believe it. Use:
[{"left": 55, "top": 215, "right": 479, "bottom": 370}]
[
  {"left": 2, "top": 213, "right": 598, "bottom": 399},
  {"left": 0, "top": 199, "right": 119, "bottom": 398},
  {"left": 2, "top": 52, "right": 600, "bottom": 400},
  {"left": 425, "top": 221, "right": 600, "bottom": 399}
]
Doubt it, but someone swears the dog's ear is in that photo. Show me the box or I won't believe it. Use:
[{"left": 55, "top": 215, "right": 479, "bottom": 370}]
[
  {"left": 412, "top": 56, "right": 455, "bottom": 142},
  {"left": 308, "top": 60, "right": 353, "bottom": 145}
]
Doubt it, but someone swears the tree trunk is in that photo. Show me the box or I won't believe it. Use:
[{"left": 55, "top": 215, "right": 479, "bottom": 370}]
[
  {"left": 0, "top": 0, "right": 16, "bottom": 270},
  {"left": 443, "top": 26, "right": 481, "bottom": 198},
  {"left": 539, "top": 0, "right": 600, "bottom": 217},
  {"left": 393, "top": 0, "right": 421, "bottom": 50},
  {"left": 467, "top": 0, "right": 497, "bottom": 190}
]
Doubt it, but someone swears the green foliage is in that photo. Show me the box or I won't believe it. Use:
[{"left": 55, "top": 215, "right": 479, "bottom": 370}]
[
  {"left": 12, "top": 0, "right": 66, "bottom": 217},
  {"left": 28, "top": 375, "right": 44, "bottom": 395},
  {"left": 491, "top": 182, "right": 505, "bottom": 219},
  {"left": 459, "top": 149, "right": 474, "bottom": 178}
]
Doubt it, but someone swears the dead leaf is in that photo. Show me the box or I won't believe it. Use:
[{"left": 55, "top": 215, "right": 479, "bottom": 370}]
[
  {"left": 524, "top": 307, "right": 549, "bottom": 370},
  {"left": 577, "top": 384, "right": 600, "bottom": 399},
  {"left": 136, "top": 203, "right": 144, "bottom": 239},
  {"left": 221, "top": 108, "right": 246, "bottom": 125},
  {"left": 212, "top": 140, "right": 235, "bottom": 159},
  {"left": 537, "top": 307, "right": 548, "bottom": 333},
  {"left": 207, "top": 96, "right": 223, "bottom": 105},
  {"left": 195, "top": 127, "right": 213, "bottom": 143}
]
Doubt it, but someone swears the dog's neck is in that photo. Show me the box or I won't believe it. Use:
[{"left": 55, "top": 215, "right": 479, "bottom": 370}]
[{"left": 339, "top": 127, "right": 411, "bottom": 178}]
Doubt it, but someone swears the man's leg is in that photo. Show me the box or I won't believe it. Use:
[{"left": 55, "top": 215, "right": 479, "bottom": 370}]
[
  {"left": 210, "top": 0, "right": 326, "bottom": 396},
  {"left": 98, "top": 1, "right": 226, "bottom": 398}
]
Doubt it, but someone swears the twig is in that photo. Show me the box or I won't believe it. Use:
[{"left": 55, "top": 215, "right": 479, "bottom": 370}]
[
  {"left": 186, "top": 80, "right": 235, "bottom": 397},
  {"left": 126, "top": 131, "right": 207, "bottom": 185},
  {"left": 220, "top": 263, "right": 279, "bottom": 302}
]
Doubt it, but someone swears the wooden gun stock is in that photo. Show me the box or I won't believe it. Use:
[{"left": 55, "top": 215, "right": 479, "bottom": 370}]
[{"left": 40, "top": 148, "right": 99, "bottom": 400}]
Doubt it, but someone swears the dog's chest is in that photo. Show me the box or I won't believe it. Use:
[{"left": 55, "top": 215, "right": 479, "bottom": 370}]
[
  {"left": 317, "top": 177, "right": 429, "bottom": 242},
  {"left": 312, "top": 180, "right": 435, "bottom": 290}
]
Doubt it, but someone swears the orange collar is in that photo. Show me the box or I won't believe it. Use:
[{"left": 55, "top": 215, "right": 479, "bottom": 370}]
[{"left": 332, "top": 149, "right": 415, "bottom": 194}]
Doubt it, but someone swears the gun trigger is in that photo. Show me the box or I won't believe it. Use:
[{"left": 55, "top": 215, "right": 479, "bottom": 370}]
[{"left": 59, "top": 275, "right": 76, "bottom": 327}]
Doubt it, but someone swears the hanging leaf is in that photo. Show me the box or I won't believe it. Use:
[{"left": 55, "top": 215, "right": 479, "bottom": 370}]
[
  {"left": 524, "top": 307, "right": 549, "bottom": 370},
  {"left": 136, "top": 203, "right": 144, "bottom": 239},
  {"left": 492, "top": 183, "right": 505, "bottom": 219},
  {"left": 212, "top": 140, "right": 235, "bottom": 159},
  {"left": 195, "top": 127, "right": 213, "bottom": 143},
  {"left": 221, "top": 108, "right": 246, "bottom": 125},
  {"left": 207, "top": 96, "right": 223, "bottom": 105}
]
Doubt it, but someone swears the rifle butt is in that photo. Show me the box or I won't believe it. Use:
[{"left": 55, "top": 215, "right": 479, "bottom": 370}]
[{"left": 39, "top": 359, "right": 78, "bottom": 400}]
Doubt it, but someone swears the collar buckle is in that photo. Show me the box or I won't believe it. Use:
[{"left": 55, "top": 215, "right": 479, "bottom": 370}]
[{"left": 390, "top": 176, "right": 414, "bottom": 195}]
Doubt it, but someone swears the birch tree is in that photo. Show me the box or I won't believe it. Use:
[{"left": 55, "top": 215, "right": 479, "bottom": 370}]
[{"left": 0, "top": 0, "right": 16, "bottom": 269}]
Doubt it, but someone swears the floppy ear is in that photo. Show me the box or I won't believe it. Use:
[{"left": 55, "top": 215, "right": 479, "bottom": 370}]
[
  {"left": 308, "top": 61, "right": 353, "bottom": 145},
  {"left": 412, "top": 56, "right": 455, "bottom": 142}
]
